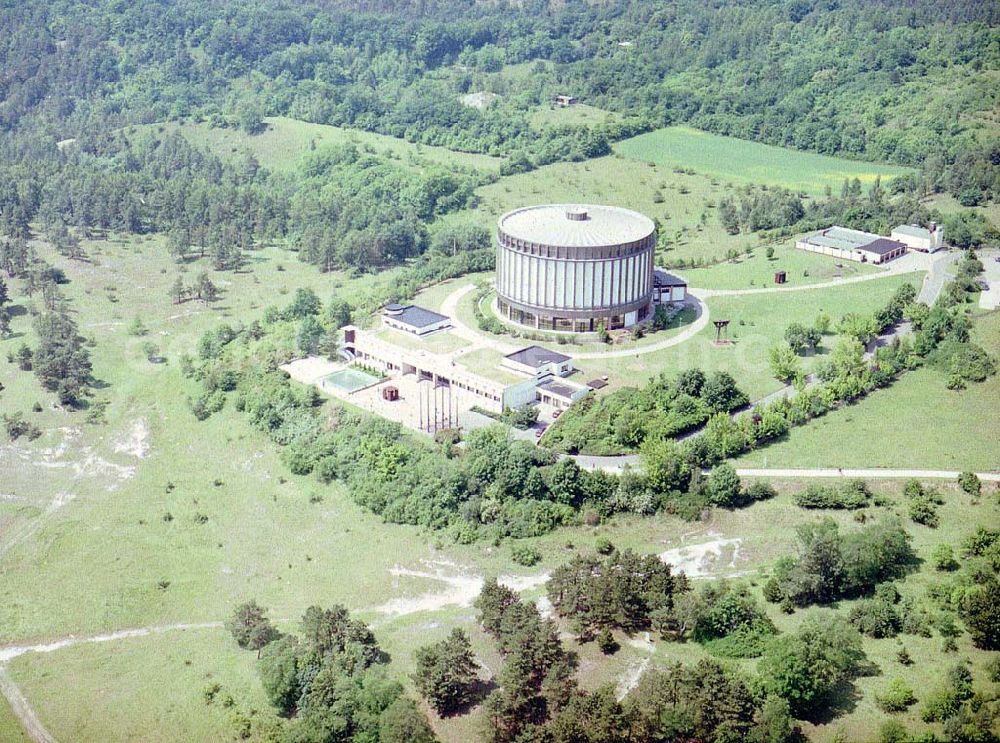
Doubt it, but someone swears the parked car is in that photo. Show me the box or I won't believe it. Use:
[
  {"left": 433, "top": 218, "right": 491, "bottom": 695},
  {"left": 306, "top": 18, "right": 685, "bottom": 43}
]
[{"left": 552, "top": 409, "right": 562, "bottom": 418}]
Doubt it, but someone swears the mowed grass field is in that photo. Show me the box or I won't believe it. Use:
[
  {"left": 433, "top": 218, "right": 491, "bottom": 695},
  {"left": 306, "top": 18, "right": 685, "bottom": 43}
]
[
  {"left": 528, "top": 102, "right": 621, "bottom": 129},
  {"left": 736, "top": 309, "right": 1000, "bottom": 470},
  {"left": 616, "top": 126, "right": 917, "bottom": 196},
  {"left": 145, "top": 116, "right": 503, "bottom": 174}
]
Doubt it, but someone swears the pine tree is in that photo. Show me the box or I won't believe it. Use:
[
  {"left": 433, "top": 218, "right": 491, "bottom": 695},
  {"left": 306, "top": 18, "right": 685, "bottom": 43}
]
[{"left": 169, "top": 275, "right": 186, "bottom": 304}]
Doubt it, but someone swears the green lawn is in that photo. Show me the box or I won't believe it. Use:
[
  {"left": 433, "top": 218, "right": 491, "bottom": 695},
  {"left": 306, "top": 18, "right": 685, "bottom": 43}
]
[
  {"left": 615, "top": 126, "right": 916, "bottom": 197},
  {"left": 144, "top": 116, "right": 503, "bottom": 174},
  {"left": 372, "top": 326, "right": 469, "bottom": 354},
  {"left": 455, "top": 348, "right": 524, "bottom": 385},
  {"left": 736, "top": 310, "right": 1000, "bottom": 471},
  {"left": 679, "top": 238, "right": 882, "bottom": 290},
  {"left": 447, "top": 270, "right": 923, "bottom": 401}
]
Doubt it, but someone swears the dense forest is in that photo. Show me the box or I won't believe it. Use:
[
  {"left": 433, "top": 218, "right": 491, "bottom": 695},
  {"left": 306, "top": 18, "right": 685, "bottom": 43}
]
[{"left": 1, "top": 0, "right": 998, "bottom": 277}]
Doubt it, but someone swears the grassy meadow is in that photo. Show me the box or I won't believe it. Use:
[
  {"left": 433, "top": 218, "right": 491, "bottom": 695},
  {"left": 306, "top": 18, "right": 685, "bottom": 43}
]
[
  {"left": 528, "top": 102, "right": 620, "bottom": 129},
  {"left": 615, "top": 126, "right": 917, "bottom": 196},
  {"left": 678, "top": 238, "right": 882, "bottom": 290},
  {"left": 146, "top": 116, "right": 504, "bottom": 175},
  {"left": 444, "top": 151, "right": 761, "bottom": 265}
]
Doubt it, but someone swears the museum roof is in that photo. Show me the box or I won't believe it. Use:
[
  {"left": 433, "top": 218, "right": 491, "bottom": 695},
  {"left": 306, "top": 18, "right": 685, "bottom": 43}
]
[
  {"left": 504, "top": 345, "right": 572, "bottom": 367},
  {"left": 498, "top": 204, "right": 656, "bottom": 248},
  {"left": 801, "top": 225, "right": 883, "bottom": 252}
]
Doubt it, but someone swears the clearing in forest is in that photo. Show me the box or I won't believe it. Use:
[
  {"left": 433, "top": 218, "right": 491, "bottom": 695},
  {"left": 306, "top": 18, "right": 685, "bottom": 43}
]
[{"left": 615, "top": 126, "right": 916, "bottom": 197}]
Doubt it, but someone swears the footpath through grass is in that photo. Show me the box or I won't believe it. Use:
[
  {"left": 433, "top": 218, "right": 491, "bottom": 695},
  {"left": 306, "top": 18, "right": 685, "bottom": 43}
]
[{"left": 615, "top": 126, "right": 916, "bottom": 197}]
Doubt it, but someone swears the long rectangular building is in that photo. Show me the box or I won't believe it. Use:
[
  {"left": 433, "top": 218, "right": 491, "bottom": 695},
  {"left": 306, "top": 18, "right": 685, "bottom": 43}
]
[
  {"left": 796, "top": 226, "right": 907, "bottom": 264},
  {"left": 341, "top": 327, "right": 589, "bottom": 415}
]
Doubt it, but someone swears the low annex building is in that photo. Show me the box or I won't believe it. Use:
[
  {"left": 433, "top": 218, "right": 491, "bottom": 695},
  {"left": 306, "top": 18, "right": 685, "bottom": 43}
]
[
  {"left": 653, "top": 269, "right": 687, "bottom": 304},
  {"left": 501, "top": 345, "right": 574, "bottom": 378},
  {"left": 382, "top": 303, "right": 451, "bottom": 336},
  {"left": 891, "top": 223, "right": 944, "bottom": 252},
  {"left": 795, "top": 226, "right": 908, "bottom": 264},
  {"left": 341, "top": 327, "right": 589, "bottom": 415}
]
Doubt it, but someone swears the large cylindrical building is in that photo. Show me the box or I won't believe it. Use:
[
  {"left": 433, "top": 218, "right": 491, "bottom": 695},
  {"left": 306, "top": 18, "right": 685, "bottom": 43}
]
[{"left": 495, "top": 204, "right": 656, "bottom": 332}]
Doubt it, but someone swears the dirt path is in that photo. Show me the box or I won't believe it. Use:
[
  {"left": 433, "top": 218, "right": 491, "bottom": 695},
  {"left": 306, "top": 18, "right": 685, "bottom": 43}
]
[{"left": 0, "top": 668, "right": 56, "bottom": 743}]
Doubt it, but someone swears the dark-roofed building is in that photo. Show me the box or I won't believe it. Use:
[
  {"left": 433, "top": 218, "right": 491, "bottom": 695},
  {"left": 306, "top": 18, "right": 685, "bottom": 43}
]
[
  {"left": 653, "top": 269, "right": 687, "bottom": 303},
  {"left": 382, "top": 304, "right": 451, "bottom": 336},
  {"left": 861, "top": 238, "right": 908, "bottom": 262},
  {"left": 501, "top": 345, "right": 574, "bottom": 378}
]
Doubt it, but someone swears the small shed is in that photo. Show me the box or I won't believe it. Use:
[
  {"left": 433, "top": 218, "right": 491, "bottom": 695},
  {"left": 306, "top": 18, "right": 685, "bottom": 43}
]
[
  {"left": 774, "top": 270, "right": 787, "bottom": 285},
  {"left": 554, "top": 94, "right": 577, "bottom": 107},
  {"left": 381, "top": 386, "right": 399, "bottom": 402}
]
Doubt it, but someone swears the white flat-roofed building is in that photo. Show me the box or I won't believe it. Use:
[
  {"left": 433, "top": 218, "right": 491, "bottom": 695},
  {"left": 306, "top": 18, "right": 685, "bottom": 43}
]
[
  {"left": 891, "top": 223, "right": 944, "bottom": 252},
  {"left": 536, "top": 378, "right": 590, "bottom": 410},
  {"left": 340, "top": 329, "right": 588, "bottom": 418}
]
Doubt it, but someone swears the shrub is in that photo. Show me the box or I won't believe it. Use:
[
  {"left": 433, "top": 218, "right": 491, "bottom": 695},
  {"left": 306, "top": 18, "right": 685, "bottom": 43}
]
[
  {"left": 908, "top": 495, "right": 939, "bottom": 527},
  {"left": 794, "top": 480, "right": 870, "bottom": 509},
  {"left": 849, "top": 596, "right": 901, "bottom": 638},
  {"left": 931, "top": 544, "right": 959, "bottom": 571},
  {"left": 958, "top": 472, "right": 982, "bottom": 497},
  {"left": 511, "top": 545, "right": 541, "bottom": 567},
  {"left": 595, "top": 537, "right": 615, "bottom": 555},
  {"left": 744, "top": 480, "right": 777, "bottom": 503},
  {"left": 875, "top": 678, "right": 916, "bottom": 712},
  {"left": 502, "top": 404, "right": 539, "bottom": 430},
  {"left": 876, "top": 720, "right": 909, "bottom": 743}
]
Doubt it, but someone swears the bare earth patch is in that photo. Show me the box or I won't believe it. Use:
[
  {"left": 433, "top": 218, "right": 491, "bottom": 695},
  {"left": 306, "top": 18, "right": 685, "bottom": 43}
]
[
  {"left": 112, "top": 418, "right": 150, "bottom": 459},
  {"left": 373, "top": 559, "right": 548, "bottom": 617},
  {"left": 658, "top": 530, "right": 745, "bottom": 578}
]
